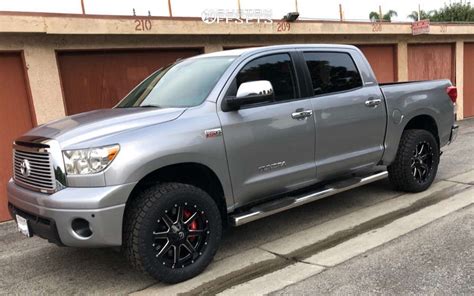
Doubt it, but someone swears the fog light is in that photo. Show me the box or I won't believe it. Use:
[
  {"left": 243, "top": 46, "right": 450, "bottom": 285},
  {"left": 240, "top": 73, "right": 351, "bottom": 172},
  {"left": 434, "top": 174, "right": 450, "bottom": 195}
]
[{"left": 72, "top": 218, "right": 93, "bottom": 238}]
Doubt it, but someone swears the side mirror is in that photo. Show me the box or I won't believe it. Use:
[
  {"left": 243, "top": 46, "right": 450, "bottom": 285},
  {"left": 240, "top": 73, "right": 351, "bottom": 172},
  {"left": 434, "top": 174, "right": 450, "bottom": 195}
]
[{"left": 224, "top": 80, "right": 274, "bottom": 111}]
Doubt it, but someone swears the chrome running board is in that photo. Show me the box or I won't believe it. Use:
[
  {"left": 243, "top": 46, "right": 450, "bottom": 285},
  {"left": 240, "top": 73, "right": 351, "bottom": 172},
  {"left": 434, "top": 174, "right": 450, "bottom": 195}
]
[{"left": 230, "top": 171, "right": 388, "bottom": 227}]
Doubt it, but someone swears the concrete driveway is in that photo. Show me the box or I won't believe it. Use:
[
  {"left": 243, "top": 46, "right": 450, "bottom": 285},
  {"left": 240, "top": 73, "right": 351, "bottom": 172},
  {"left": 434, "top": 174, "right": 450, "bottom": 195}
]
[{"left": 1, "top": 118, "right": 473, "bottom": 295}]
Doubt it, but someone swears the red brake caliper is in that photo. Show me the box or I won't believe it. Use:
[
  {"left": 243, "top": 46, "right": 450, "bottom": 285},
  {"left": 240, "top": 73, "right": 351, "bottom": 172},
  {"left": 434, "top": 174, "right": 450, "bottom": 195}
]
[{"left": 183, "top": 209, "right": 198, "bottom": 242}]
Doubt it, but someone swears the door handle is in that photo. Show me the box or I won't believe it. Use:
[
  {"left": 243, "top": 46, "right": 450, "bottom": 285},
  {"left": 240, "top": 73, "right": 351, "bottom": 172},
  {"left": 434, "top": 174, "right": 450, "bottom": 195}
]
[
  {"left": 365, "top": 98, "right": 382, "bottom": 107},
  {"left": 291, "top": 109, "right": 313, "bottom": 120}
]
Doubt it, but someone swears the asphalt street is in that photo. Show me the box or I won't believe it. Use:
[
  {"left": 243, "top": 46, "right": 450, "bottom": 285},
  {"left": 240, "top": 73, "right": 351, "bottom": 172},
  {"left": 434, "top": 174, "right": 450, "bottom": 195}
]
[{"left": 0, "top": 118, "right": 473, "bottom": 295}]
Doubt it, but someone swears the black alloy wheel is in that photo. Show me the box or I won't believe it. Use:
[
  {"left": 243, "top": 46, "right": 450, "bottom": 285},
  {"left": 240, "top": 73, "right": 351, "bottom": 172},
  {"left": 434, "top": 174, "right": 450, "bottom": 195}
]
[
  {"left": 410, "top": 141, "right": 434, "bottom": 184},
  {"left": 153, "top": 203, "right": 209, "bottom": 269},
  {"left": 388, "top": 129, "right": 440, "bottom": 192},
  {"left": 123, "top": 183, "right": 222, "bottom": 283}
]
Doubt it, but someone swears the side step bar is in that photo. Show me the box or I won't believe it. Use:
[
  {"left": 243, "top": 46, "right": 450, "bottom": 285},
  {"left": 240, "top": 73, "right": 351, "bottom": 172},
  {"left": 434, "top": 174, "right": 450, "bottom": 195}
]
[{"left": 230, "top": 171, "right": 388, "bottom": 227}]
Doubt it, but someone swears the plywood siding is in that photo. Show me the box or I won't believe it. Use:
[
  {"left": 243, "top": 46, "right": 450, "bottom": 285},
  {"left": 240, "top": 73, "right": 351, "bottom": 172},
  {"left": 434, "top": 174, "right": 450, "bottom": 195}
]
[
  {"left": 408, "top": 44, "right": 455, "bottom": 82},
  {"left": 357, "top": 44, "right": 397, "bottom": 83},
  {"left": 463, "top": 43, "right": 474, "bottom": 118},
  {"left": 0, "top": 52, "right": 35, "bottom": 221}
]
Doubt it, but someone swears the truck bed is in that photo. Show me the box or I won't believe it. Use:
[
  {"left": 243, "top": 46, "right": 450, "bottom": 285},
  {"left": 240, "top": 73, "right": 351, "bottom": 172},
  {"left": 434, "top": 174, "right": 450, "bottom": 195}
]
[{"left": 378, "top": 79, "right": 455, "bottom": 164}]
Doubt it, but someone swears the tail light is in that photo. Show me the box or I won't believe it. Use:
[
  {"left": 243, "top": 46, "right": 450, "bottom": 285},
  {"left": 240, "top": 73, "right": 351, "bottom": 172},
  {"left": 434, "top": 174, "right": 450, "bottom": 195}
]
[{"left": 447, "top": 86, "right": 457, "bottom": 104}]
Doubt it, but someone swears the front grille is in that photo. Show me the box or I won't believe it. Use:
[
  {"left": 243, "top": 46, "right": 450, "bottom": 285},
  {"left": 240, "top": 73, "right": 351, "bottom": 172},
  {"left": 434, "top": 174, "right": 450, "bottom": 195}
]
[{"left": 13, "top": 148, "right": 56, "bottom": 193}]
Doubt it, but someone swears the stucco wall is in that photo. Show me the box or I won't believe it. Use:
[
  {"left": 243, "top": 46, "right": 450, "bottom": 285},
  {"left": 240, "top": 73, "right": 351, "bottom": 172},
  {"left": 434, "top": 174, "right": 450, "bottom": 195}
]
[{"left": 0, "top": 13, "right": 472, "bottom": 122}]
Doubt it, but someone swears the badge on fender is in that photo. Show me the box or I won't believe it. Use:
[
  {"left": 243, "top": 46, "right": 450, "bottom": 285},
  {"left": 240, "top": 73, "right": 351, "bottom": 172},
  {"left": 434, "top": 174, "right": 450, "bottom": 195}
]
[{"left": 205, "top": 128, "right": 222, "bottom": 138}]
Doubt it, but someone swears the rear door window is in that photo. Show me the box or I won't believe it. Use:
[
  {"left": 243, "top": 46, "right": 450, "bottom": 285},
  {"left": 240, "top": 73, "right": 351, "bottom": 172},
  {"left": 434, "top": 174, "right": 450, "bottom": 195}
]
[{"left": 303, "top": 52, "right": 362, "bottom": 95}]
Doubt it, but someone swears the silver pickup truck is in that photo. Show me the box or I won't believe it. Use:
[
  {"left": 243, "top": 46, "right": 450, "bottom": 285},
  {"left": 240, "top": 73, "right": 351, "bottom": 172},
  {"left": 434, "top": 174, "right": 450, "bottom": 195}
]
[{"left": 8, "top": 44, "right": 458, "bottom": 283}]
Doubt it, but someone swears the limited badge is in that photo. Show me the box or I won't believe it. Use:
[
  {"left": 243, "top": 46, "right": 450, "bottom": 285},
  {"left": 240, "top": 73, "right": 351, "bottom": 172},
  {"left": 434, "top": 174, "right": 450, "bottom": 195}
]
[{"left": 205, "top": 128, "right": 222, "bottom": 138}]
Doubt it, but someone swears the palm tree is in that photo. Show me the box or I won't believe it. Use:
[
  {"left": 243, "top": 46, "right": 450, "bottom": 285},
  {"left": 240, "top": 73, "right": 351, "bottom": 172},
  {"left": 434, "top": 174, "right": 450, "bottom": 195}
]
[
  {"left": 383, "top": 10, "right": 398, "bottom": 21},
  {"left": 407, "top": 10, "right": 434, "bottom": 21},
  {"left": 369, "top": 10, "right": 398, "bottom": 22},
  {"left": 369, "top": 11, "right": 380, "bottom": 21}
]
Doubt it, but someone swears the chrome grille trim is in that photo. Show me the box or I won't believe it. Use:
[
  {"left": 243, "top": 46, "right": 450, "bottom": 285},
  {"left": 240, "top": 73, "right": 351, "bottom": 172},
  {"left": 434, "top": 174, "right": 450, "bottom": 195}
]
[{"left": 13, "top": 146, "right": 56, "bottom": 193}]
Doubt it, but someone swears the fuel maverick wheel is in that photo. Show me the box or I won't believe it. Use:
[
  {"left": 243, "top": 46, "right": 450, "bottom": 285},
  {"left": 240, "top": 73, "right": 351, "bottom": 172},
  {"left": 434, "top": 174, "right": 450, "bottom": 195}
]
[
  {"left": 123, "top": 183, "right": 222, "bottom": 283},
  {"left": 388, "top": 129, "right": 439, "bottom": 193}
]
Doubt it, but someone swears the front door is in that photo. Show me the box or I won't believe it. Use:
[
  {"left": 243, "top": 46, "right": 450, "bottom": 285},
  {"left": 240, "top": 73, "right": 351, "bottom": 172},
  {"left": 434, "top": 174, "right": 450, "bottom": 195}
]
[{"left": 218, "top": 53, "right": 317, "bottom": 207}]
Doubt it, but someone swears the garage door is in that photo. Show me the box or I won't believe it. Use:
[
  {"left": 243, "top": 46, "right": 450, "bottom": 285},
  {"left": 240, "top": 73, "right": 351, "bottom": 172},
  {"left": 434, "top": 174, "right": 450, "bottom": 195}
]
[
  {"left": 463, "top": 43, "right": 474, "bottom": 118},
  {"left": 0, "top": 52, "right": 36, "bottom": 222},
  {"left": 357, "top": 45, "right": 397, "bottom": 83},
  {"left": 408, "top": 44, "right": 455, "bottom": 82},
  {"left": 57, "top": 48, "right": 203, "bottom": 115}
]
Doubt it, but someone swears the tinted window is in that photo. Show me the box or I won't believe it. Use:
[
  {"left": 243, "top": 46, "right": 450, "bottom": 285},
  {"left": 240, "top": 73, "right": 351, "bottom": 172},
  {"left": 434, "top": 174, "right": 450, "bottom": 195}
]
[
  {"left": 303, "top": 52, "right": 362, "bottom": 95},
  {"left": 233, "top": 54, "right": 297, "bottom": 102}
]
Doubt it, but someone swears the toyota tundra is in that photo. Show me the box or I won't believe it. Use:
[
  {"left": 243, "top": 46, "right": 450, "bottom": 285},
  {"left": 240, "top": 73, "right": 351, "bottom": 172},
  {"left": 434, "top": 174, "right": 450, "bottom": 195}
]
[{"left": 8, "top": 45, "right": 458, "bottom": 283}]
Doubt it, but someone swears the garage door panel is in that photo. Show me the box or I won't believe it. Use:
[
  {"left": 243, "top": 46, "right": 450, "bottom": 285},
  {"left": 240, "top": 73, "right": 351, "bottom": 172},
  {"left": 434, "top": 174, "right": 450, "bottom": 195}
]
[
  {"left": 408, "top": 44, "right": 454, "bottom": 82},
  {"left": 58, "top": 52, "right": 105, "bottom": 115},
  {"left": 357, "top": 45, "right": 397, "bottom": 83},
  {"left": 0, "top": 52, "right": 35, "bottom": 221},
  {"left": 58, "top": 49, "right": 202, "bottom": 115},
  {"left": 464, "top": 43, "right": 474, "bottom": 118}
]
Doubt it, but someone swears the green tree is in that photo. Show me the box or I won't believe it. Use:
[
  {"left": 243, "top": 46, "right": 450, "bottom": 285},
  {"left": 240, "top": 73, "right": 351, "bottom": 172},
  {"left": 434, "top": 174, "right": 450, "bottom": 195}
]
[
  {"left": 369, "top": 9, "right": 398, "bottom": 22},
  {"left": 369, "top": 11, "right": 380, "bottom": 21},
  {"left": 407, "top": 10, "right": 434, "bottom": 21},
  {"left": 431, "top": 0, "right": 474, "bottom": 22}
]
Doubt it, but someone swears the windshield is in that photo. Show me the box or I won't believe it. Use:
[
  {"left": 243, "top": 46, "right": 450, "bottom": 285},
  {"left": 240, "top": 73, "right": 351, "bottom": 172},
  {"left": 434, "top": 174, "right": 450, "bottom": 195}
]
[{"left": 116, "top": 56, "right": 236, "bottom": 108}]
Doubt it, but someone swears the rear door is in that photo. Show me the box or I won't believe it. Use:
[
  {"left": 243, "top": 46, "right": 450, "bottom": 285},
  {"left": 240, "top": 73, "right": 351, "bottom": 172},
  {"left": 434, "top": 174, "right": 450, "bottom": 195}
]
[
  {"left": 301, "top": 50, "right": 386, "bottom": 180},
  {"left": 218, "top": 52, "right": 317, "bottom": 207}
]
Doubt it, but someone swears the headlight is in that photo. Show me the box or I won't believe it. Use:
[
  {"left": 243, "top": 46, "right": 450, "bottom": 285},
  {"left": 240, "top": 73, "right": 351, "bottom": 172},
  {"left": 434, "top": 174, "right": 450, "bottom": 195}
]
[{"left": 63, "top": 144, "right": 120, "bottom": 175}]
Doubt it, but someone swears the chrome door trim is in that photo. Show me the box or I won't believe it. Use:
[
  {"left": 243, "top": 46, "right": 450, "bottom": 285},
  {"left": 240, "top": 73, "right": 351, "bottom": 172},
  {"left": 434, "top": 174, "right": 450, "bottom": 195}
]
[
  {"left": 291, "top": 109, "right": 313, "bottom": 120},
  {"left": 365, "top": 98, "right": 382, "bottom": 107}
]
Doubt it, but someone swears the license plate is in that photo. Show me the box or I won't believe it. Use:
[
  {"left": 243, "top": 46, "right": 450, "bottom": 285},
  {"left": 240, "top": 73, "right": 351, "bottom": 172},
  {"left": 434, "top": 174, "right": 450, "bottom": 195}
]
[{"left": 16, "top": 214, "right": 31, "bottom": 238}]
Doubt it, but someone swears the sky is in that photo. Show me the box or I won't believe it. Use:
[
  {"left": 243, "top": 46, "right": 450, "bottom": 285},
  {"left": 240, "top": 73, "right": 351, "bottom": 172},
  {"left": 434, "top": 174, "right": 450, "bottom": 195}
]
[{"left": 0, "top": 0, "right": 452, "bottom": 22}]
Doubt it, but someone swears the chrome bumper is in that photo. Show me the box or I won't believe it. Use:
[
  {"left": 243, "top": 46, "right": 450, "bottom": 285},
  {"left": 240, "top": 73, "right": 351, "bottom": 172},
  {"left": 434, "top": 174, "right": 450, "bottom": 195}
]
[
  {"left": 449, "top": 124, "right": 459, "bottom": 144},
  {"left": 7, "top": 179, "right": 136, "bottom": 247}
]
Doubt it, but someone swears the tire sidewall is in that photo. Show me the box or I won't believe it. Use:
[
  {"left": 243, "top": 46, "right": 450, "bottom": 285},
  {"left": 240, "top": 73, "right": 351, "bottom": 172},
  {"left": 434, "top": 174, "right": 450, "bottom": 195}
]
[
  {"left": 136, "top": 184, "right": 221, "bottom": 283},
  {"left": 399, "top": 130, "right": 439, "bottom": 191}
]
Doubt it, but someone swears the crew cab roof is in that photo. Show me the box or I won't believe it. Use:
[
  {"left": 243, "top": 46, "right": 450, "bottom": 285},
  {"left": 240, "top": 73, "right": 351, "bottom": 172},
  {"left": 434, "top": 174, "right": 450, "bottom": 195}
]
[{"left": 194, "top": 44, "right": 360, "bottom": 59}]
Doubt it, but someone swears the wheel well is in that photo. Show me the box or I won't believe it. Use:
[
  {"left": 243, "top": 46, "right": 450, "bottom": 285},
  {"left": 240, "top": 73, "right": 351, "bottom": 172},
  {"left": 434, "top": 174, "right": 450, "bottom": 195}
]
[
  {"left": 404, "top": 115, "right": 439, "bottom": 147},
  {"left": 125, "top": 163, "right": 228, "bottom": 226}
]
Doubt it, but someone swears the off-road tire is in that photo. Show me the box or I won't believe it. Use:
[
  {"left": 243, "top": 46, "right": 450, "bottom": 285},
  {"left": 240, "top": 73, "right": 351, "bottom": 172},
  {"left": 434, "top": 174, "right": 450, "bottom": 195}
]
[
  {"left": 388, "top": 129, "right": 439, "bottom": 192},
  {"left": 123, "top": 182, "right": 222, "bottom": 283}
]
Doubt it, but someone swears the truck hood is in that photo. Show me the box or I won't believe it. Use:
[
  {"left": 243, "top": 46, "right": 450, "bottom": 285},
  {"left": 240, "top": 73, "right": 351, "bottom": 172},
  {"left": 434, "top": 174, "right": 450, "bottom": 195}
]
[{"left": 25, "top": 107, "right": 186, "bottom": 147}]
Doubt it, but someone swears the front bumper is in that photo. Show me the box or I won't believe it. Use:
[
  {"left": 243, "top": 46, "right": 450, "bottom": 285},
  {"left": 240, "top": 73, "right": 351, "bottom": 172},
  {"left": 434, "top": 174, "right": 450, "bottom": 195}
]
[
  {"left": 7, "top": 179, "right": 136, "bottom": 247},
  {"left": 449, "top": 124, "right": 459, "bottom": 144}
]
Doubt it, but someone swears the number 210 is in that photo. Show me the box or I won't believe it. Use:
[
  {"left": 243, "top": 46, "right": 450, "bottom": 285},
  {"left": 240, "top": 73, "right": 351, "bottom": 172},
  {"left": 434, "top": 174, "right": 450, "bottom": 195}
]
[{"left": 135, "top": 19, "right": 152, "bottom": 31}]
